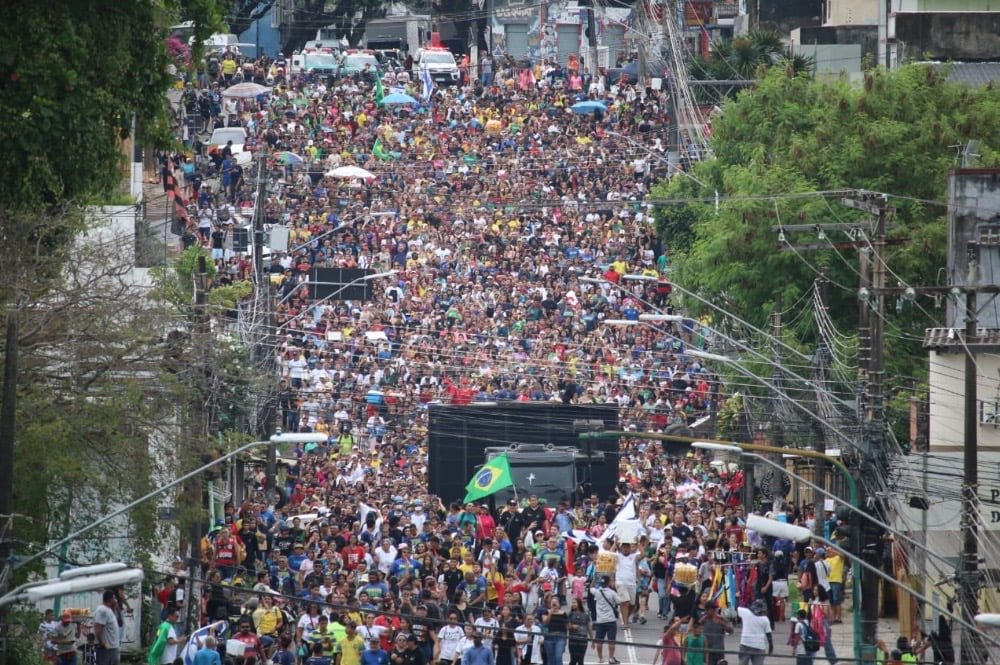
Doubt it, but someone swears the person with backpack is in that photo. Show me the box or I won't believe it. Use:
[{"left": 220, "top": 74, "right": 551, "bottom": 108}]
[
  {"left": 810, "top": 592, "right": 837, "bottom": 665},
  {"left": 790, "top": 609, "right": 820, "bottom": 665}
]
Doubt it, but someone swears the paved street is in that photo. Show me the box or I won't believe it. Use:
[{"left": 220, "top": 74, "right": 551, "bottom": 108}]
[{"left": 584, "top": 598, "right": 902, "bottom": 665}]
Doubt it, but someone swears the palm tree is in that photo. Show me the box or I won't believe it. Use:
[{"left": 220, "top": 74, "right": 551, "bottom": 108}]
[{"left": 777, "top": 50, "right": 816, "bottom": 78}]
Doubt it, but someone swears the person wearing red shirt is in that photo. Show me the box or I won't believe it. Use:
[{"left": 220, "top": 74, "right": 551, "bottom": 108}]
[
  {"left": 342, "top": 535, "right": 368, "bottom": 571},
  {"left": 212, "top": 528, "right": 240, "bottom": 578},
  {"left": 233, "top": 618, "right": 264, "bottom": 663},
  {"left": 475, "top": 505, "right": 496, "bottom": 542}
]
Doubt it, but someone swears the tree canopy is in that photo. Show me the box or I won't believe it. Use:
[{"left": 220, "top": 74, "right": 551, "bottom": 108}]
[
  {"left": 0, "top": 0, "right": 225, "bottom": 212},
  {"left": 654, "top": 65, "right": 1000, "bottom": 384}
]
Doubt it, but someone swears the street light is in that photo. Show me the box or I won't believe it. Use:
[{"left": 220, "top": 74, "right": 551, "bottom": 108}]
[
  {"left": 0, "top": 565, "right": 143, "bottom": 608},
  {"left": 747, "top": 514, "right": 1000, "bottom": 651},
  {"left": 582, "top": 429, "right": 863, "bottom": 660},
  {"left": 694, "top": 438, "right": 863, "bottom": 663},
  {"left": 691, "top": 441, "right": 741, "bottom": 453},
  {"left": 58, "top": 563, "right": 128, "bottom": 581},
  {"left": 686, "top": 348, "right": 731, "bottom": 363},
  {"left": 692, "top": 443, "right": 958, "bottom": 577},
  {"left": 638, "top": 313, "right": 685, "bottom": 322},
  {"left": 25, "top": 569, "right": 144, "bottom": 603},
  {"left": 13, "top": 432, "right": 329, "bottom": 572}
]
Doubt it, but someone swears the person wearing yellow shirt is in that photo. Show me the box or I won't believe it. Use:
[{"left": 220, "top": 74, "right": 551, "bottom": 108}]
[
  {"left": 340, "top": 622, "right": 367, "bottom": 665},
  {"left": 611, "top": 258, "right": 627, "bottom": 276},
  {"left": 483, "top": 562, "right": 504, "bottom": 605},
  {"left": 825, "top": 549, "right": 846, "bottom": 623},
  {"left": 252, "top": 594, "right": 284, "bottom": 648},
  {"left": 459, "top": 552, "right": 477, "bottom": 576},
  {"left": 221, "top": 54, "right": 237, "bottom": 80},
  {"left": 449, "top": 543, "right": 470, "bottom": 564}
]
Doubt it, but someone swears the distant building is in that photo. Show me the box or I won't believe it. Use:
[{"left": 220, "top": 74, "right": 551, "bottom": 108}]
[
  {"left": 735, "top": 0, "right": 822, "bottom": 35},
  {"left": 883, "top": 0, "right": 1000, "bottom": 68},
  {"left": 914, "top": 168, "right": 1000, "bottom": 588}
]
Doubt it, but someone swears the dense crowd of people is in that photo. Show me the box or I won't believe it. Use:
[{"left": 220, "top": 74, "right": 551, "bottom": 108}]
[{"left": 41, "top": 46, "right": 938, "bottom": 665}]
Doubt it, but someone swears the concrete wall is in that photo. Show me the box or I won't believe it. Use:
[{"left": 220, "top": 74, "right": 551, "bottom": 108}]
[
  {"left": 893, "top": 452, "right": 1000, "bottom": 578},
  {"left": 892, "top": 12, "right": 1000, "bottom": 61},
  {"left": 791, "top": 43, "right": 864, "bottom": 80},
  {"left": 825, "top": 0, "right": 879, "bottom": 25},
  {"left": 927, "top": 350, "right": 1000, "bottom": 452},
  {"left": 946, "top": 169, "right": 1000, "bottom": 329},
  {"left": 791, "top": 24, "right": 878, "bottom": 65}
]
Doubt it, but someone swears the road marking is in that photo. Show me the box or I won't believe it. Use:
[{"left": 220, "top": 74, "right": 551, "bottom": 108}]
[{"left": 625, "top": 626, "right": 638, "bottom": 665}]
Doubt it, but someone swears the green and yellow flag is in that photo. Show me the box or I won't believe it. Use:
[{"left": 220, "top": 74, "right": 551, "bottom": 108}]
[
  {"left": 374, "top": 76, "right": 385, "bottom": 105},
  {"left": 464, "top": 453, "right": 513, "bottom": 503}
]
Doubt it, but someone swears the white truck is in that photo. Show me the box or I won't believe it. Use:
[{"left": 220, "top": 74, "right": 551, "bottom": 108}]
[{"left": 413, "top": 47, "right": 461, "bottom": 87}]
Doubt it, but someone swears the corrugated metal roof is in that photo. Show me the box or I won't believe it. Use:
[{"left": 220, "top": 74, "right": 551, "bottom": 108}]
[
  {"left": 923, "top": 327, "right": 1000, "bottom": 350},
  {"left": 922, "top": 62, "right": 1000, "bottom": 87}
]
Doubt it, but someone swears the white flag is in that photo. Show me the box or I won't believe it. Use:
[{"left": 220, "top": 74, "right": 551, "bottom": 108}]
[
  {"left": 183, "top": 621, "right": 228, "bottom": 665},
  {"left": 348, "top": 461, "right": 366, "bottom": 485},
  {"left": 360, "top": 501, "right": 378, "bottom": 526},
  {"left": 421, "top": 64, "right": 435, "bottom": 103},
  {"left": 598, "top": 493, "right": 636, "bottom": 545}
]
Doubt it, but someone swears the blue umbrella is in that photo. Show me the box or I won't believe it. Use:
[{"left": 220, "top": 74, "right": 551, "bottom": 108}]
[
  {"left": 275, "top": 151, "right": 304, "bottom": 166},
  {"left": 380, "top": 92, "right": 419, "bottom": 106},
  {"left": 571, "top": 100, "right": 608, "bottom": 115}
]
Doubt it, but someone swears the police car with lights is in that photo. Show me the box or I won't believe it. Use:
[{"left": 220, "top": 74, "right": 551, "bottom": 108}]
[{"left": 412, "top": 47, "right": 460, "bottom": 86}]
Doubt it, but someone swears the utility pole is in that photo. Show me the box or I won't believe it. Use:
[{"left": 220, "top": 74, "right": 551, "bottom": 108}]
[
  {"left": 813, "top": 271, "right": 830, "bottom": 538},
  {"left": 584, "top": 0, "right": 599, "bottom": 79},
  {"left": 844, "top": 192, "right": 891, "bottom": 665},
  {"left": 0, "top": 306, "right": 18, "bottom": 665},
  {"left": 767, "top": 295, "right": 785, "bottom": 510},
  {"left": 960, "top": 242, "right": 983, "bottom": 665},
  {"left": 184, "top": 254, "right": 210, "bottom": 632}
]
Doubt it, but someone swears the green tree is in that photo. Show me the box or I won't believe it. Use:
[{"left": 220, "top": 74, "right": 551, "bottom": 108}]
[
  {"left": 0, "top": 0, "right": 225, "bottom": 213},
  {"left": 5, "top": 217, "right": 193, "bottom": 576},
  {"left": 654, "top": 64, "right": 1000, "bottom": 393}
]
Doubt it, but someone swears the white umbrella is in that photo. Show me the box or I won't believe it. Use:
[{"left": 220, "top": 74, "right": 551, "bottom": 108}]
[
  {"left": 325, "top": 165, "right": 375, "bottom": 179},
  {"left": 222, "top": 82, "right": 272, "bottom": 98}
]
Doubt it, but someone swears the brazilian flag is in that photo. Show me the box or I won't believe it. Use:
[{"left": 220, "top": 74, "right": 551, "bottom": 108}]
[
  {"left": 374, "top": 76, "right": 385, "bottom": 105},
  {"left": 464, "top": 453, "right": 514, "bottom": 503}
]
